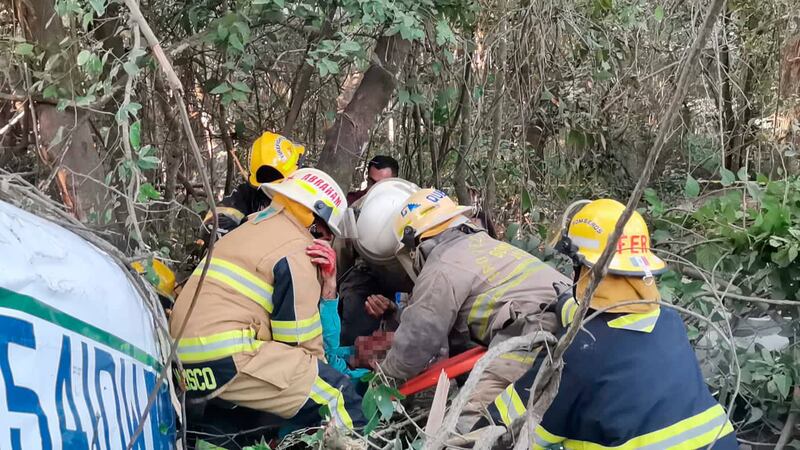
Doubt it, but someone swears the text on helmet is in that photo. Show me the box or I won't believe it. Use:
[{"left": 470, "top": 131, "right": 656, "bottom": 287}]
[
  {"left": 273, "top": 136, "right": 289, "bottom": 161},
  {"left": 573, "top": 218, "right": 603, "bottom": 234},
  {"left": 300, "top": 173, "right": 343, "bottom": 207},
  {"left": 617, "top": 234, "right": 650, "bottom": 254},
  {"left": 426, "top": 190, "right": 447, "bottom": 202}
]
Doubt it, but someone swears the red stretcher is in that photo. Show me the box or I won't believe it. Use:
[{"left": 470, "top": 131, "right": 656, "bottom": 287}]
[{"left": 398, "top": 346, "right": 487, "bottom": 396}]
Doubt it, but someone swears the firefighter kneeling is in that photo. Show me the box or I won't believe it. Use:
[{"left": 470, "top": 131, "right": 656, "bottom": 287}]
[
  {"left": 477, "top": 199, "right": 738, "bottom": 449},
  {"left": 171, "top": 168, "right": 365, "bottom": 443}
]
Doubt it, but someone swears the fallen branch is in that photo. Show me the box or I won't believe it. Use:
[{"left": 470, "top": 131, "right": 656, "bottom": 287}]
[{"left": 422, "top": 331, "right": 557, "bottom": 450}]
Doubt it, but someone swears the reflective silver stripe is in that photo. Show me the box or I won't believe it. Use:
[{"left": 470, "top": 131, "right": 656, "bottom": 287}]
[
  {"left": 499, "top": 390, "right": 523, "bottom": 424},
  {"left": 177, "top": 335, "right": 257, "bottom": 356},
  {"left": 194, "top": 259, "right": 274, "bottom": 311},
  {"left": 271, "top": 321, "right": 322, "bottom": 335},
  {"left": 620, "top": 315, "right": 659, "bottom": 332},
  {"left": 637, "top": 412, "right": 730, "bottom": 450}
]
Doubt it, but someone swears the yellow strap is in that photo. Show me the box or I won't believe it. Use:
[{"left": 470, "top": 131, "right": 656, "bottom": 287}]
[
  {"left": 559, "top": 404, "right": 734, "bottom": 450},
  {"left": 309, "top": 377, "right": 354, "bottom": 429},
  {"left": 177, "top": 329, "right": 263, "bottom": 363},
  {"left": 606, "top": 308, "right": 661, "bottom": 333},
  {"left": 193, "top": 257, "right": 274, "bottom": 313},
  {"left": 271, "top": 313, "right": 323, "bottom": 343}
]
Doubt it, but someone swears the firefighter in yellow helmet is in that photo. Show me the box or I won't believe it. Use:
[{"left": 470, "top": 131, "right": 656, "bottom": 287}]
[
  {"left": 356, "top": 188, "right": 569, "bottom": 432},
  {"left": 202, "top": 131, "right": 305, "bottom": 239},
  {"left": 476, "top": 199, "right": 737, "bottom": 450},
  {"left": 132, "top": 258, "right": 176, "bottom": 309},
  {"left": 172, "top": 168, "right": 365, "bottom": 445}
]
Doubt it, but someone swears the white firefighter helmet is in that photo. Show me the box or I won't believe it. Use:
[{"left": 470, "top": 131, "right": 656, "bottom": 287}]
[
  {"left": 261, "top": 168, "right": 347, "bottom": 236},
  {"left": 352, "top": 178, "right": 420, "bottom": 265}
]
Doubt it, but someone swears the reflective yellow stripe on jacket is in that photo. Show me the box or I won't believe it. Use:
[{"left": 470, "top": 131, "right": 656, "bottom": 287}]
[
  {"left": 177, "top": 329, "right": 263, "bottom": 363},
  {"left": 468, "top": 259, "right": 546, "bottom": 339},
  {"left": 495, "top": 383, "right": 526, "bottom": 427},
  {"left": 309, "top": 377, "right": 354, "bottom": 429},
  {"left": 531, "top": 404, "right": 734, "bottom": 450},
  {"left": 607, "top": 309, "right": 661, "bottom": 333},
  {"left": 271, "top": 312, "right": 323, "bottom": 344},
  {"left": 193, "top": 257, "right": 274, "bottom": 313}
]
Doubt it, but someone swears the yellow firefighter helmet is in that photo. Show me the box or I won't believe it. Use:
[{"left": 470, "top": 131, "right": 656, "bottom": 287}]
[
  {"left": 565, "top": 198, "right": 666, "bottom": 276},
  {"left": 249, "top": 131, "right": 305, "bottom": 187}
]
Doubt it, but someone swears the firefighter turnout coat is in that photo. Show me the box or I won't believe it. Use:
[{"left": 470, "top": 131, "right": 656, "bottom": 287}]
[
  {"left": 171, "top": 204, "right": 346, "bottom": 420},
  {"left": 488, "top": 294, "right": 738, "bottom": 449},
  {"left": 382, "top": 226, "right": 568, "bottom": 380}
]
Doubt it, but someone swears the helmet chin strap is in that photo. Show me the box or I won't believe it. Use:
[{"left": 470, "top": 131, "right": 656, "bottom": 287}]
[{"left": 396, "top": 252, "right": 417, "bottom": 283}]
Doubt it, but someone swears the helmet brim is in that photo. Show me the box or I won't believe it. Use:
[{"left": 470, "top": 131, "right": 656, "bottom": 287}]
[{"left": 578, "top": 250, "right": 668, "bottom": 276}]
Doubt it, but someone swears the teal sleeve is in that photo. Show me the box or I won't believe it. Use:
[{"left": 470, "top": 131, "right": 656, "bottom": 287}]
[
  {"left": 320, "top": 297, "right": 371, "bottom": 380},
  {"left": 320, "top": 297, "right": 341, "bottom": 351}
]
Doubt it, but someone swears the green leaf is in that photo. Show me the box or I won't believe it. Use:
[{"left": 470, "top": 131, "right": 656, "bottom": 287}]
[
  {"left": 737, "top": 166, "right": 748, "bottom": 181},
  {"left": 720, "top": 167, "right": 735, "bottom": 186},
  {"left": 521, "top": 189, "right": 533, "bottom": 213},
  {"left": 375, "top": 389, "right": 394, "bottom": 420},
  {"left": 88, "top": 0, "right": 106, "bottom": 15},
  {"left": 540, "top": 88, "right": 554, "bottom": 101},
  {"left": 129, "top": 121, "right": 141, "bottom": 150},
  {"left": 210, "top": 83, "right": 232, "bottom": 95},
  {"left": 137, "top": 183, "right": 162, "bottom": 202},
  {"left": 42, "top": 85, "right": 59, "bottom": 99},
  {"left": 228, "top": 33, "right": 245, "bottom": 52},
  {"left": 684, "top": 174, "right": 700, "bottom": 198},
  {"left": 196, "top": 440, "right": 226, "bottom": 450},
  {"left": 566, "top": 130, "right": 588, "bottom": 150},
  {"left": 230, "top": 90, "right": 248, "bottom": 102},
  {"left": 82, "top": 12, "right": 93, "bottom": 30},
  {"left": 654, "top": 5, "right": 664, "bottom": 22},
  {"left": 77, "top": 50, "right": 92, "bottom": 66},
  {"left": 774, "top": 373, "right": 791, "bottom": 399},
  {"left": 435, "top": 19, "right": 456, "bottom": 45},
  {"left": 398, "top": 89, "right": 411, "bottom": 105},
  {"left": 231, "top": 81, "right": 252, "bottom": 93},
  {"left": 340, "top": 40, "right": 361, "bottom": 53},
  {"left": 14, "top": 43, "right": 34, "bottom": 56},
  {"left": 123, "top": 61, "right": 139, "bottom": 76},
  {"left": 505, "top": 222, "right": 520, "bottom": 241},
  {"left": 137, "top": 156, "right": 160, "bottom": 171}
]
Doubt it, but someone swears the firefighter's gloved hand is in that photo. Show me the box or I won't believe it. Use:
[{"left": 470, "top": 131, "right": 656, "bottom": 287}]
[{"left": 320, "top": 297, "right": 370, "bottom": 380}]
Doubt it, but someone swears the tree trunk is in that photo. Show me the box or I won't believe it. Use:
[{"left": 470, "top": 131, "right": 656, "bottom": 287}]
[
  {"left": 317, "top": 35, "right": 411, "bottom": 190},
  {"left": 18, "top": 0, "right": 108, "bottom": 221},
  {"left": 718, "top": 11, "right": 737, "bottom": 170},
  {"left": 484, "top": 14, "right": 508, "bottom": 223},
  {"left": 454, "top": 50, "right": 473, "bottom": 205}
]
